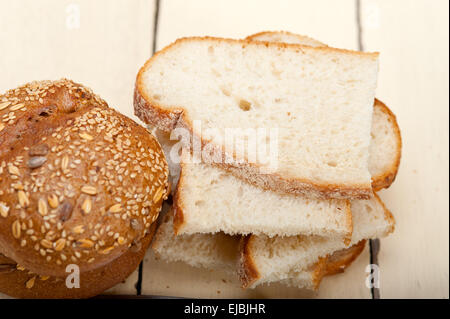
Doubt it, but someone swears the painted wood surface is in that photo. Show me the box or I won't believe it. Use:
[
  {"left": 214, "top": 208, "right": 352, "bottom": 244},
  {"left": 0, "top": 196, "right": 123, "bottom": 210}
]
[{"left": 361, "top": 0, "right": 449, "bottom": 299}]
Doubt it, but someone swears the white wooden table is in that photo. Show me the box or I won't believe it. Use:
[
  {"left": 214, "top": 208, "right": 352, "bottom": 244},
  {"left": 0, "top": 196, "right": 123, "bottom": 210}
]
[{"left": 0, "top": 0, "right": 448, "bottom": 299}]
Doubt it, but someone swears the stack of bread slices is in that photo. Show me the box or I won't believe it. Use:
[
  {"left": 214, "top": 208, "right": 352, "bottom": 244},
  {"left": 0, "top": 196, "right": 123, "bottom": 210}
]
[{"left": 134, "top": 31, "right": 401, "bottom": 291}]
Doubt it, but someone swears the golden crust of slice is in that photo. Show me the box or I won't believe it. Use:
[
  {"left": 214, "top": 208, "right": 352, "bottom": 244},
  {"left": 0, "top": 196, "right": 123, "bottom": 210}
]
[
  {"left": 321, "top": 239, "right": 367, "bottom": 277},
  {"left": 237, "top": 235, "right": 260, "bottom": 289},
  {"left": 371, "top": 99, "right": 402, "bottom": 191},
  {"left": 135, "top": 36, "right": 379, "bottom": 200}
]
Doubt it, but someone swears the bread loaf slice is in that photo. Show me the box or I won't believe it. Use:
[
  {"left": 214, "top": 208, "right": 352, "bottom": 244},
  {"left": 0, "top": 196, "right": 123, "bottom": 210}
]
[
  {"left": 152, "top": 209, "right": 366, "bottom": 290},
  {"left": 153, "top": 209, "right": 239, "bottom": 273},
  {"left": 174, "top": 160, "right": 352, "bottom": 240},
  {"left": 238, "top": 194, "right": 395, "bottom": 288},
  {"left": 135, "top": 36, "right": 380, "bottom": 199},
  {"left": 153, "top": 97, "right": 400, "bottom": 195},
  {"left": 279, "top": 239, "right": 367, "bottom": 289},
  {"left": 246, "top": 31, "right": 401, "bottom": 191}
]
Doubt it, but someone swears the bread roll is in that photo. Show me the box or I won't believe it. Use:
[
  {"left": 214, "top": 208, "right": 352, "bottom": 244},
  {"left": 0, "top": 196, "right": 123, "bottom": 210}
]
[{"left": 0, "top": 79, "right": 169, "bottom": 279}]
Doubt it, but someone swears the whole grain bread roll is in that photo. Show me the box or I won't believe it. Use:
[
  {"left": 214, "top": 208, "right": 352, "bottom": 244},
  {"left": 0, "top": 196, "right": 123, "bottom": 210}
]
[{"left": 0, "top": 79, "right": 169, "bottom": 278}]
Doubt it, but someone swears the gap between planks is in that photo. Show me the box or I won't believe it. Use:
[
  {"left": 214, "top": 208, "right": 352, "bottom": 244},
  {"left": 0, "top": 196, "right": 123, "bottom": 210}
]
[
  {"left": 136, "top": 0, "right": 161, "bottom": 297},
  {"left": 356, "top": 0, "right": 379, "bottom": 300}
]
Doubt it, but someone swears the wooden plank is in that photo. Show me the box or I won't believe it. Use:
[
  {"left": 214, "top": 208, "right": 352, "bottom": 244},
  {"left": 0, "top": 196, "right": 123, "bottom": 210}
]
[
  {"left": 156, "top": 0, "right": 359, "bottom": 51},
  {"left": 0, "top": 0, "right": 154, "bottom": 297},
  {"left": 142, "top": 0, "right": 372, "bottom": 299},
  {"left": 361, "top": 0, "right": 449, "bottom": 298},
  {"left": 0, "top": 0, "right": 154, "bottom": 121}
]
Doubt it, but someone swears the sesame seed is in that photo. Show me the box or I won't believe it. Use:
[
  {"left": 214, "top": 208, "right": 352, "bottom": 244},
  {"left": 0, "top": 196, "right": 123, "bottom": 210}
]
[
  {"left": 10, "top": 103, "right": 25, "bottom": 111},
  {"left": 77, "top": 239, "right": 94, "bottom": 248},
  {"left": 18, "top": 190, "right": 29, "bottom": 208},
  {"left": 0, "top": 101, "right": 11, "bottom": 110},
  {"left": 81, "top": 198, "right": 92, "bottom": 214},
  {"left": 61, "top": 155, "right": 69, "bottom": 171},
  {"left": 0, "top": 202, "right": 9, "bottom": 218},
  {"left": 12, "top": 220, "right": 21, "bottom": 239},
  {"left": 153, "top": 187, "right": 165, "bottom": 203},
  {"left": 81, "top": 185, "right": 97, "bottom": 195},
  {"left": 109, "top": 203, "right": 122, "bottom": 213},
  {"left": 8, "top": 165, "right": 20, "bottom": 176},
  {"left": 38, "top": 198, "right": 48, "bottom": 216},
  {"left": 79, "top": 132, "right": 93, "bottom": 141}
]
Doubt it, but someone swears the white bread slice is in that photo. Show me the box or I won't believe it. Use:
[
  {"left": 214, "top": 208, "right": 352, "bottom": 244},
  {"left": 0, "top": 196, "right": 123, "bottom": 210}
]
[
  {"left": 238, "top": 194, "right": 395, "bottom": 288},
  {"left": 174, "top": 160, "right": 352, "bottom": 241},
  {"left": 135, "top": 36, "right": 380, "bottom": 199},
  {"left": 246, "top": 31, "right": 401, "bottom": 191},
  {"left": 153, "top": 210, "right": 239, "bottom": 274},
  {"left": 152, "top": 208, "right": 366, "bottom": 290},
  {"left": 152, "top": 98, "right": 400, "bottom": 194},
  {"left": 280, "top": 239, "right": 367, "bottom": 289},
  {"left": 368, "top": 100, "right": 402, "bottom": 190}
]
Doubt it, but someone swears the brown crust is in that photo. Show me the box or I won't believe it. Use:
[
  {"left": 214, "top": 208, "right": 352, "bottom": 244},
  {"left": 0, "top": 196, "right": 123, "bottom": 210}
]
[
  {"left": 343, "top": 201, "right": 354, "bottom": 246},
  {"left": 0, "top": 79, "right": 169, "bottom": 277},
  {"left": 373, "top": 193, "right": 396, "bottom": 235},
  {"left": 322, "top": 239, "right": 367, "bottom": 277},
  {"left": 134, "top": 36, "right": 378, "bottom": 200},
  {"left": 171, "top": 164, "right": 186, "bottom": 235},
  {"left": 371, "top": 99, "right": 402, "bottom": 191},
  {"left": 245, "top": 31, "right": 327, "bottom": 47},
  {"left": 0, "top": 222, "right": 156, "bottom": 299},
  {"left": 310, "top": 257, "right": 329, "bottom": 290},
  {"left": 309, "top": 239, "right": 367, "bottom": 290},
  {"left": 237, "top": 235, "right": 260, "bottom": 289}
]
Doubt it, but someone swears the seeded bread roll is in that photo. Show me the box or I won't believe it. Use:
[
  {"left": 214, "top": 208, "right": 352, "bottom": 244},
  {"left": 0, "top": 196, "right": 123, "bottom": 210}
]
[
  {"left": 0, "top": 222, "right": 155, "bottom": 299},
  {"left": 0, "top": 79, "right": 169, "bottom": 278}
]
